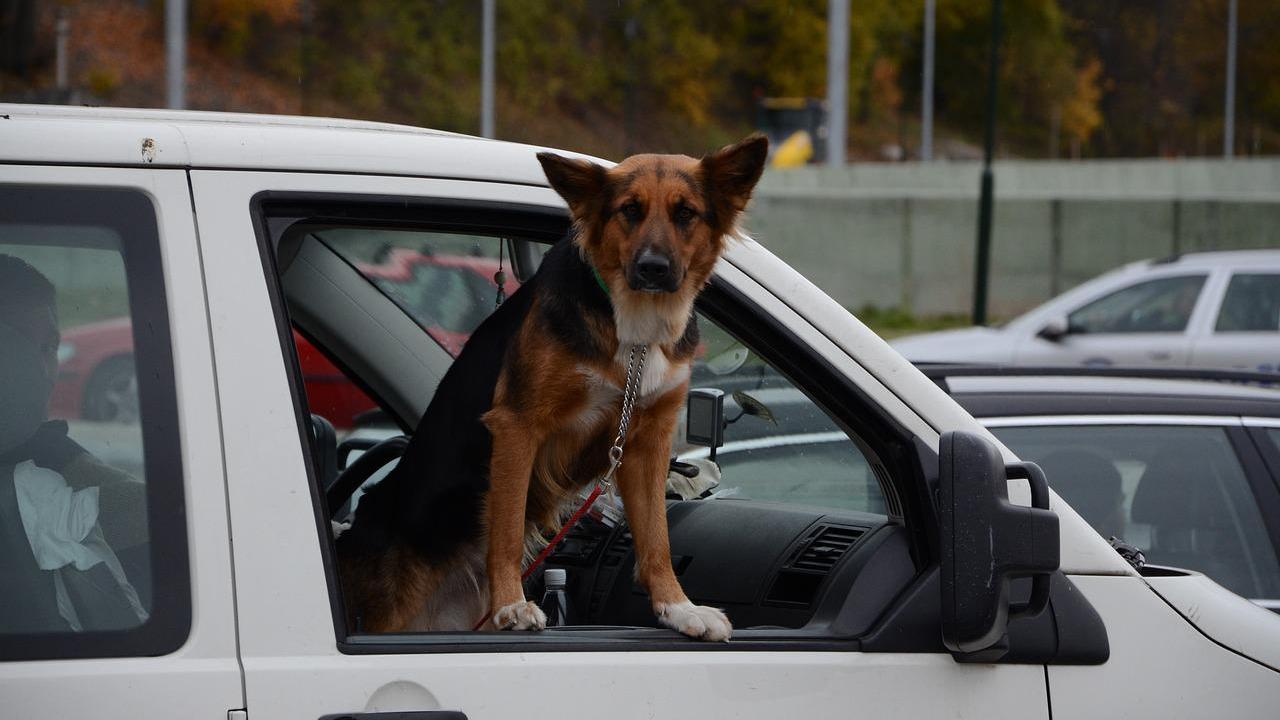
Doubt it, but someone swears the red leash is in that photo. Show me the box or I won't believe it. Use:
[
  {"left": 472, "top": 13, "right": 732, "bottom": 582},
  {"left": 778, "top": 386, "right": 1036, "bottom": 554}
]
[{"left": 472, "top": 484, "right": 605, "bottom": 630}]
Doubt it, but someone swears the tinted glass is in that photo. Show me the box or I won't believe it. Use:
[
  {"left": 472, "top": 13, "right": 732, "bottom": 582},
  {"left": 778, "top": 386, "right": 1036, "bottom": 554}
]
[
  {"left": 1068, "top": 275, "right": 1206, "bottom": 334},
  {"left": 994, "top": 424, "right": 1280, "bottom": 600},
  {"left": 0, "top": 186, "right": 188, "bottom": 660},
  {"left": 1216, "top": 273, "right": 1280, "bottom": 332}
]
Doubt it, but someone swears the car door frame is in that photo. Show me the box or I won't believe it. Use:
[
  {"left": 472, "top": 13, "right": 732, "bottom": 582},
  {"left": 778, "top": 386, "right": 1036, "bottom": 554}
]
[
  {"left": 192, "top": 166, "right": 1055, "bottom": 720},
  {"left": 0, "top": 165, "right": 243, "bottom": 719}
]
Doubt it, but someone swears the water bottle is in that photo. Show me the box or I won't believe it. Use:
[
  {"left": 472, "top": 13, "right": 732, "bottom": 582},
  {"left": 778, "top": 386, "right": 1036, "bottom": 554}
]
[{"left": 540, "top": 568, "right": 569, "bottom": 627}]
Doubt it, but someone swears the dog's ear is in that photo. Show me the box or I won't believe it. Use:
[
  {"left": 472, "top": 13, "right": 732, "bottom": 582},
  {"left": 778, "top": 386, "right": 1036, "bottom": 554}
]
[
  {"left": 700, "top": 134, "right": 769, "bottom": 232},
  {"left": 538, "top": 152, "right": 609, "bottom": 221}
]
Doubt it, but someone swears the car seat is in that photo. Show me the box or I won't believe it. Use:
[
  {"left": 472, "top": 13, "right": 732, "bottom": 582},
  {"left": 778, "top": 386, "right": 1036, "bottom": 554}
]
[
  {"left": 1034, "top": 448, "right": 1125, "bottom": 541},
  {"left": 1130, "top": 440, "right": 1252, "bottom": 596}
]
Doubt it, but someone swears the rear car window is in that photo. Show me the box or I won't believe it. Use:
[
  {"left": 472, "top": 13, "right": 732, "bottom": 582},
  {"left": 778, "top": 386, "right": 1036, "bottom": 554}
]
[
  {"left": 0, "top": 186, "right": 189, "bottom": 661},
  {"left": 1215, "top": 273, "right": 1280, "bottom": 332},
  {"left": 993, "top": 424, "right": 1280, "bottom": 601}
]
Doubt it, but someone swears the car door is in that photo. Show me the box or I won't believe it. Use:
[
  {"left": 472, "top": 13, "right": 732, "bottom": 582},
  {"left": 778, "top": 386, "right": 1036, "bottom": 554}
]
[
  {"left": 191, "top": 166, "right": 1053, "bottom": 720},
  {"left": 1191, "top": 270, "right": 1280, "bottom": 373},
  {"left": 1014, "top": 273, "right": 1209, "bottom": 367},
  {"left": 0, "top": 168, "right": 242, "bottom": 718}
]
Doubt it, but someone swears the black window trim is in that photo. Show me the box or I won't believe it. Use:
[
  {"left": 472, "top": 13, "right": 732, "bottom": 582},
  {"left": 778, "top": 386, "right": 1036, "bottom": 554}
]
[
  {"left": 1225, "top": 426, "right": 1280, "bottom": 601},
  {"left": 0, "top": 184, "right": 191, "bottom": 661},
  {"left": 249, "top": 191, "right": 934, "bottom": 655}
]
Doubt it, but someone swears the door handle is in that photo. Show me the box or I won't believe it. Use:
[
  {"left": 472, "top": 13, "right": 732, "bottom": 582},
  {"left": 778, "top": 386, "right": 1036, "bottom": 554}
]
[
  {"left": 321, "top": 713, "right": 467, "bottom": 720},
  {"left": 1147, "top": 350, "right": 1172, "bottom": 361}
]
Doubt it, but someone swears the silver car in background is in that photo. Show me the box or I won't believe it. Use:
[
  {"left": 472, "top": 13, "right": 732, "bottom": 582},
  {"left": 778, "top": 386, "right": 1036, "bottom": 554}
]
[{"left": 893, "top": 250, "right": 1280, "bottom": 372}]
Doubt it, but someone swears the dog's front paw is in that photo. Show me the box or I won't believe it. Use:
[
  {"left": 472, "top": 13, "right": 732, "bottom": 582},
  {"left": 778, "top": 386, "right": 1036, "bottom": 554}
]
[
  {"left": 656, "top": 601, "right": 732, "bottom": 641},
  {"left": 492, "top": 600, "right": 547, "bottom": 631}
]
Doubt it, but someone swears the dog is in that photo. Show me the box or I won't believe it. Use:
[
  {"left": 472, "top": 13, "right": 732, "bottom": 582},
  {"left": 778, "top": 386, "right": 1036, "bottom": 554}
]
[{"left": 336, "top": 134, "right": 768, "bottom": 641}]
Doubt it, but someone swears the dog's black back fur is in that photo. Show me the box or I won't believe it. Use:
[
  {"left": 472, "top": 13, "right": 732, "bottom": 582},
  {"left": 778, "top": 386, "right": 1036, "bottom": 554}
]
[{"left": 338, "top": 236, "right": 613, "bottom": 565}]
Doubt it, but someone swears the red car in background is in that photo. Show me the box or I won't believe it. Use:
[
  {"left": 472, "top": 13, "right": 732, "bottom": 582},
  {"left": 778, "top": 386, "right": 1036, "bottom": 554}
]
[{"left": 52, "top": 251, "right": 516, "bottom": 429}]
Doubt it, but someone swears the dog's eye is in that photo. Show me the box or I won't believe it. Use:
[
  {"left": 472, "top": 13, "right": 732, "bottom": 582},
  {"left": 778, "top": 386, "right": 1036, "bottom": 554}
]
[
  {"left": 674, "top": 205, "right": 697, "bottom": 224},
  {"left": 620, "top": 201, "right": 643, "bottom": 222}
]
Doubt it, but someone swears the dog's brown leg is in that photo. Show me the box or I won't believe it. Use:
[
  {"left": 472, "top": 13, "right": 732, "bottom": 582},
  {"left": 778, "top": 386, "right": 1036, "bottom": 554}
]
[
  {"left": 617, "top": 384, "right": 733, "bottom": 641},
  {"left": 482, "top": 404, "right": 547, "bottom": 630}
]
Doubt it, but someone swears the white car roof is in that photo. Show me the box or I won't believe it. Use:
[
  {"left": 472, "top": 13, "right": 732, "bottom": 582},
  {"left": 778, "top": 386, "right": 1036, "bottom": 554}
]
[
  {"left": 1141, "top": 250, "right": 1280, "bottom": 271},
  {"left": 0, "top": 103, "right": 603, "bottom": 184}
]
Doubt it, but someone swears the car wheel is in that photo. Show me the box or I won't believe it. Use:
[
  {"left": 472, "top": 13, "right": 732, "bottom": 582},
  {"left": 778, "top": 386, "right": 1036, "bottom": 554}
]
[{"left": 83, "top": 355, "right": 139, "bottom": 424}]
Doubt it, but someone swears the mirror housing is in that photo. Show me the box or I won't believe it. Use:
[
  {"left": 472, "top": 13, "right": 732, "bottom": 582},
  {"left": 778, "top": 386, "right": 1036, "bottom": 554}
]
[
  {"left": 939, "top": 431, "right": 1059, "bottom": 657},
  {"left": 686, "top": 388, "right": 726, "bottom": 450},
  {"left": 1036, "top": 315, "right": 1070, "bottom": 342}
]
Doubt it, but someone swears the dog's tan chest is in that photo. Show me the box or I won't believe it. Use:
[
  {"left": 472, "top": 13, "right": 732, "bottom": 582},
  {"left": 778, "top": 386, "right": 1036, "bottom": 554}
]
[{"left": 574, "top": 346, "right": 689, "bottom": 421}]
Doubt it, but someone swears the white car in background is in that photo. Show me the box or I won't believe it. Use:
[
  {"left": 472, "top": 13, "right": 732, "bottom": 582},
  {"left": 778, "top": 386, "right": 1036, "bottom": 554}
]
[{"left": 893, "top": 250, "right": 1280, "bottom": 372}]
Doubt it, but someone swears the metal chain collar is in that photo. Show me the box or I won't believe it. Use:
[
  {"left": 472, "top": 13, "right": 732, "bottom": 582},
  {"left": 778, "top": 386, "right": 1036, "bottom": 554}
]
[{"left": 600, "top": 344, "right": 648, "bottom": 489}]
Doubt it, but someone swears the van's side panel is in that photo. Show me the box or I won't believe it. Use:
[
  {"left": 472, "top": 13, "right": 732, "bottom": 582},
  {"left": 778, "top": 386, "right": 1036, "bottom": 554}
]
[{"left": 1051, "top": 575, "right": 1280, "bottom": 718}]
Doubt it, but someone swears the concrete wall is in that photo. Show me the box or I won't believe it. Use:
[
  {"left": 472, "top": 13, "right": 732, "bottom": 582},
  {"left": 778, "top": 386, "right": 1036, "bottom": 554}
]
[{"left": 744, "top": 158, "right": 1280, "bottom": 317}]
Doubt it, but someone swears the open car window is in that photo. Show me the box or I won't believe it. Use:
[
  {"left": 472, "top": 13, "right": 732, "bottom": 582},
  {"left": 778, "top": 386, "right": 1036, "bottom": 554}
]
[{"left": 262, "top": 206, "right": 918, "bottom": 651}]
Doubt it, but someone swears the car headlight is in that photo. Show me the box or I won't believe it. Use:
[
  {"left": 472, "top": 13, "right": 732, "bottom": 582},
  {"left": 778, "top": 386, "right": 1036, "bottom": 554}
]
[{"left": 57, "top": 341, "right": 76, "bottom": 364}]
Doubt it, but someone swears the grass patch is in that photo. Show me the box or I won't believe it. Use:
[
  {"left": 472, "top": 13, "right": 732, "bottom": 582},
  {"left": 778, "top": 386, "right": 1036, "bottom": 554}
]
[{"left": 853, "top": 305, "right": 977, "bottom": 340}]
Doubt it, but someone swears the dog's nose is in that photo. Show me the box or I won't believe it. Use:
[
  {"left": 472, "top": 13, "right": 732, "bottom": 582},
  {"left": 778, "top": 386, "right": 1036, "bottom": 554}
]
[{"left": 635, "top": 253, "right": 671, "bottom": 285}]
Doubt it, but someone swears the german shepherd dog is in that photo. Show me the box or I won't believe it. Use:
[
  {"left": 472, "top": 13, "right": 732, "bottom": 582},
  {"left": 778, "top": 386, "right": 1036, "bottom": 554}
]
[{"left": 336, "top": 135, "right": 768, "bottom": 640}]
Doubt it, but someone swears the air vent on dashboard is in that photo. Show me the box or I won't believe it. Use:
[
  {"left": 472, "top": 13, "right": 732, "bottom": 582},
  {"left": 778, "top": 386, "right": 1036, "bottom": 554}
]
[
  {"left": 790, "top": 525, "right": 864, "bottom": 572},
  {"left": 764, "top": 524, "right": 866, "bottom": 608}
]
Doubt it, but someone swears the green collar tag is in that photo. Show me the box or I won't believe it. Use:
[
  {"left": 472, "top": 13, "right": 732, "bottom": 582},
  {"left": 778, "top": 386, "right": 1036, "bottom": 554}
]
[{"left": 592, "top": 267, "right": 611, "bottom": 297}]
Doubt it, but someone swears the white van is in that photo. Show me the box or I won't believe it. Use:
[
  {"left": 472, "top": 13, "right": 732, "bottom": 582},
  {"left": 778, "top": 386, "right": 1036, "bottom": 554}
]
[{"left": 1, "top": 104, "right": 1278, "bottom": 720}]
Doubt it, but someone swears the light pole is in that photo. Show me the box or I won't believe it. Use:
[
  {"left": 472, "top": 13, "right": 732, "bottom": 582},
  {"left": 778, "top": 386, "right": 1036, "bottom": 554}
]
[
  {"left": 921, "top": 0, "right": 935, "bottom": 161},
  {"left": 972, "top": 0, "right": 1002, "bottom": 326},
  {"left": 481, "top": 0, "right": 495, "bottom": 138},
  {"left": 1224, "top": 0, "right": 1237, "bottom": 158},
  {"left": 826, "top": 0, "right": 849, "bottom": 166},
  {"left": 166, "top": 0, "right": 186, "bottom": 109}
]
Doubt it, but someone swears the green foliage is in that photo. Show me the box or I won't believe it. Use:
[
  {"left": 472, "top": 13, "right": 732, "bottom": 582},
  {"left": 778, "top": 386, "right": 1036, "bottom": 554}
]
[
  {"left": 854, "top": 304, "right": 974, "bottom": 339},
  {"left": 1061, "top": 0, "right": 1280, "bottom": 156},
  {"left": 159, "top": 0, "right": 1277, "bottom": 160}
]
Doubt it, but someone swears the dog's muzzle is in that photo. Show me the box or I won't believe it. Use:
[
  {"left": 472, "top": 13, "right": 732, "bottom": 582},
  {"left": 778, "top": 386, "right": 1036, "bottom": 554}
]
[{"left": 628, "top": 250, "right": 679, "bottom": 293}]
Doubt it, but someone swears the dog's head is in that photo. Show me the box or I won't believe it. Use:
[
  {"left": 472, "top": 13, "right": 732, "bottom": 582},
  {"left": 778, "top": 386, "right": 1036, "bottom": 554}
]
[{"left": 537, "top": 135, "right": 768, "bottom": 300}]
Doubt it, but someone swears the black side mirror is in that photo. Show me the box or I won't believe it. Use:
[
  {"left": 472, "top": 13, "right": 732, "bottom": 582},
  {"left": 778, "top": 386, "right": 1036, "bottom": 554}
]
[
  {"left": 686, "top": 388, "right": 726, "bottom": 458},
  {"left": 939, "top": 431, "right": 1059, "bottom": 657}
]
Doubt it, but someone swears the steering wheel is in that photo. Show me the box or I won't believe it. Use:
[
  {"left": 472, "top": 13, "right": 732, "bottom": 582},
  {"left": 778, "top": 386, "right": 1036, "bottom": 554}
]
[{"left": 327, "top": 435, "right": 410, "bottom": 519}]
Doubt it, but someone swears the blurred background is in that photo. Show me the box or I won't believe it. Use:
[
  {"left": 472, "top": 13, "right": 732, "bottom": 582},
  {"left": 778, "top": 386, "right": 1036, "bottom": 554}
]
[{"left": 2, "top": 0, "right": 1277, "bottom": 331}]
